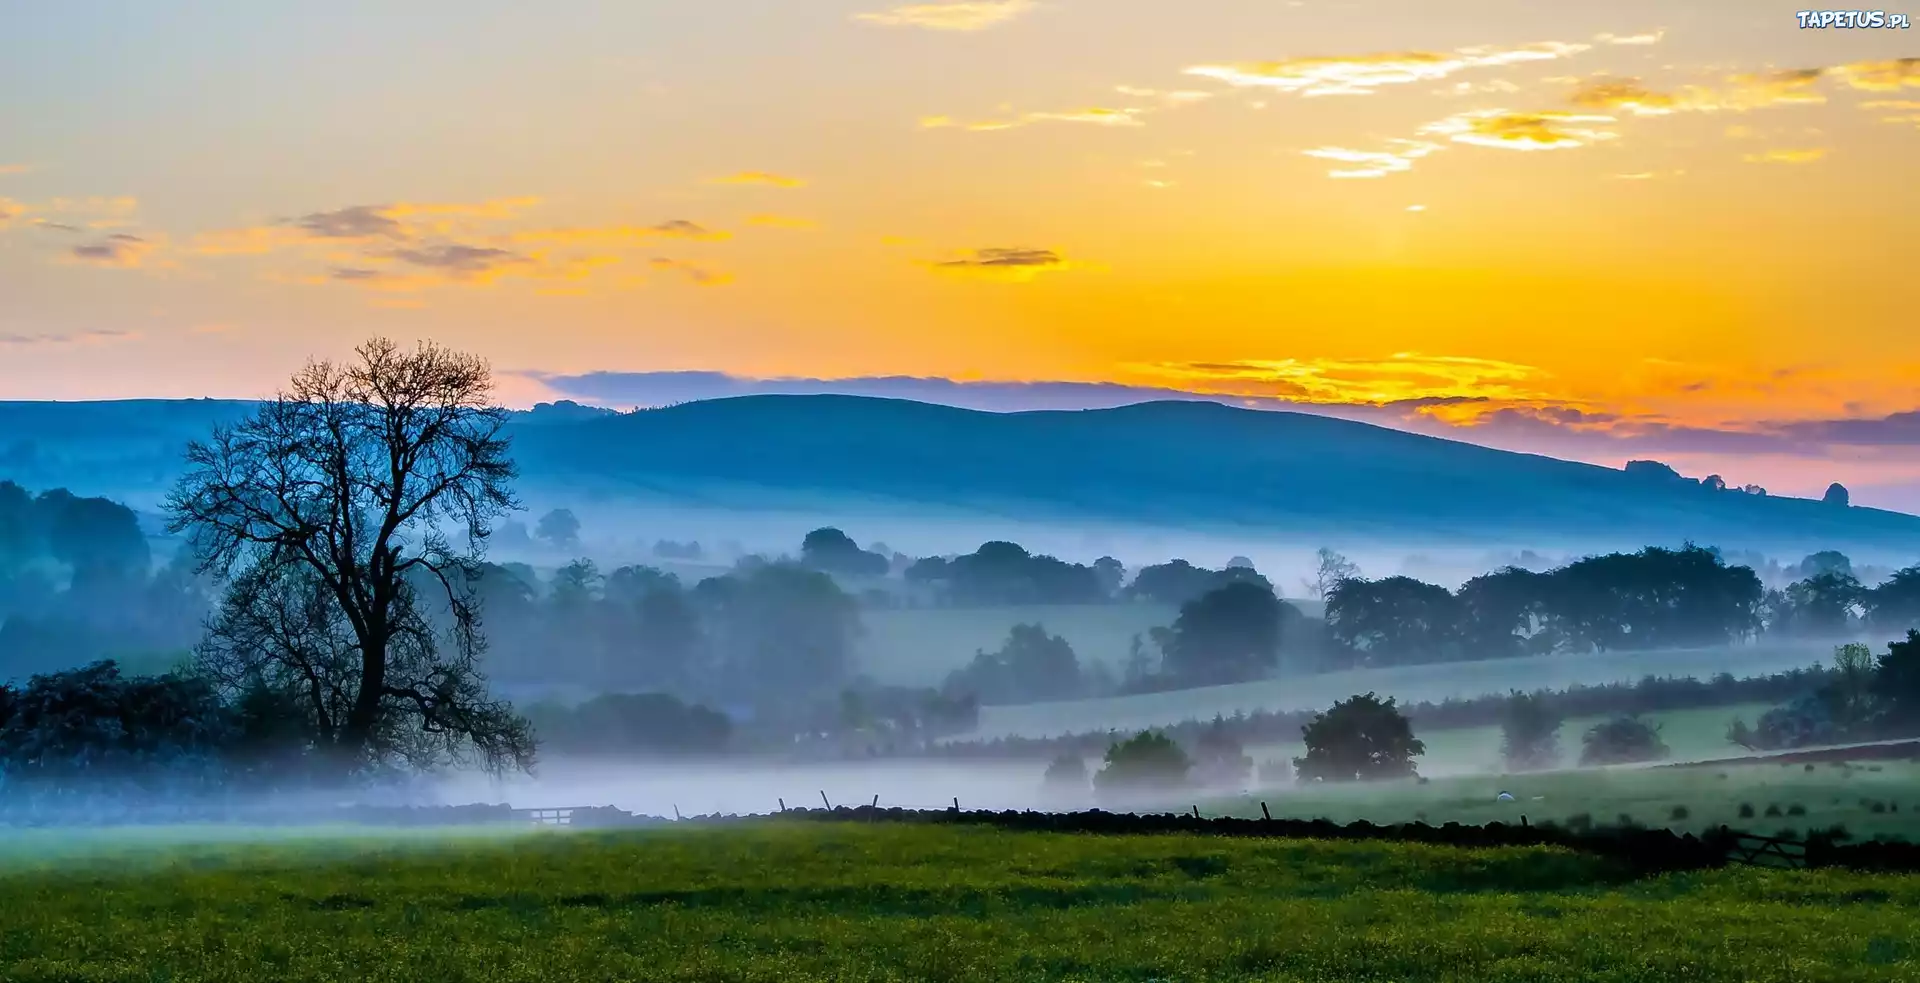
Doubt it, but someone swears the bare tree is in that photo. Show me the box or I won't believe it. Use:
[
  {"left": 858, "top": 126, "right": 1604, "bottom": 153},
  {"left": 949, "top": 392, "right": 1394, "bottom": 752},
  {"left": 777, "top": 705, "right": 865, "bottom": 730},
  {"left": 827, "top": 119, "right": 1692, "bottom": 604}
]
[
  {"left": 1304, "top": 547, "right": 1361, "bottom": 602},
  {"left": 167, "top": 338, "right": 533, "bottom": 775}
]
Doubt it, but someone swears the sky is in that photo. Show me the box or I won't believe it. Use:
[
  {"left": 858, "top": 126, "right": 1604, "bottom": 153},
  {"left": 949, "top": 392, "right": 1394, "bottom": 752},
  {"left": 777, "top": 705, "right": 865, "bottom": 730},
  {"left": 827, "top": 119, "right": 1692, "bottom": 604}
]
[{"left": 1, "top": 1, "right": 1915, "bottom": 503}]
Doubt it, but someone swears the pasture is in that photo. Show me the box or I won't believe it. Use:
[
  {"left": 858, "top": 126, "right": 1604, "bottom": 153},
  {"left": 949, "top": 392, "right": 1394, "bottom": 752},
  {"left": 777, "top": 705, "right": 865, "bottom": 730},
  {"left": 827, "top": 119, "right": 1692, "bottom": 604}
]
[
  {"left": 4, "top": 822, "right": 1917, "bottom": 981},
  {"left": 964, "top": 641, "right": 1836, "bottom": 740},
  {"left": 857, "top": 602, "right": 1181, "bottom": 685},
  {"left": 1207, "top": 759, "right": 1920, "bottom": 844}
]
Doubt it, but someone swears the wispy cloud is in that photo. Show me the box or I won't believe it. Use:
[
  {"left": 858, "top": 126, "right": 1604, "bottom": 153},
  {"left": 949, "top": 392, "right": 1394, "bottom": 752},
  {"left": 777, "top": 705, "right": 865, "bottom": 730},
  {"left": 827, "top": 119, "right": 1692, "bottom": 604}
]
[
  {"left": 648, "top": 257, "right": 733, "bottom": 286},
  {"left": 1595, "top": 30, "right": 1665, "bottom": 46},
  {"left": 1744, "top": 147, "right": 1828, "bottom": 164},
  {"left": 1185, "top": 42, "right": 1589, "bottom": 98},
  {"left": 1301, "top": 140, "right": 1442, "bottom": 179},
  {"left": 0, "top": 329, "right": 137, "bottom": 347},
  {"left": 1835, "top": 57, "right": 1920, "bottom": 91},
  {"left": 509, "top": 220, "right": 731, "bottom": 245},
  {"left": 853, "top": 0, "right": 1033, "bottom": 32},
  {"left": 0, "top": 198, "right": 21, "bottom": 228},
  {"left": 67, "top": 233, "right": 158, "bottom": 268},
  {"left": 1420, "top": 109, "right": 1618, "bottom": 150},
  {"left": 709, "top": 171, "right": 806, "bottom": 188},
  {"left": 929, "top": 247, "right": 1073, "bottom": 281},
  {"left": 0, "top": 164, "right": 29, "bottom": 177},
  {"left": 921, "top": 107, "right": 1146, "bottom": 131}
]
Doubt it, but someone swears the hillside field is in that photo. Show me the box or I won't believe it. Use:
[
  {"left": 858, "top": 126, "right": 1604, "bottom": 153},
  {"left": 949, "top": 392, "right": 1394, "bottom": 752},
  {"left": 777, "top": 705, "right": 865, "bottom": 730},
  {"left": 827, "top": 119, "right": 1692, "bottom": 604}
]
[
  {"left": 4, "top": 822, "right": 1917, "bottom": 982},
  {"left": 857, "top": 603, "right": 1182, "bottom": 685},
  {"left": 962, "top": 641, "right": 1838, "bottom": 741},
  {"left": 1208, "top": 759, "right": 1920, "bottom": 845}
]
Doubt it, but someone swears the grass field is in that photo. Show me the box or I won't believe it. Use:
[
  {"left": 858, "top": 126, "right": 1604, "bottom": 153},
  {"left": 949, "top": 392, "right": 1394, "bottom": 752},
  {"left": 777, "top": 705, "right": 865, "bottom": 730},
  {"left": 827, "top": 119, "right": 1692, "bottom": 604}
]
[
  {"left": 1204, "top": 760, "right": 1920, "bottom": 844},
  {"left": 3, "top": 822, "right": 1917, "bottom": 982},
  {"left": 965, "top": 641, "right": 1836, "bottom": 740},
  {"left": 1233, "top": 702, "right": 1784, "bottom": 777}
]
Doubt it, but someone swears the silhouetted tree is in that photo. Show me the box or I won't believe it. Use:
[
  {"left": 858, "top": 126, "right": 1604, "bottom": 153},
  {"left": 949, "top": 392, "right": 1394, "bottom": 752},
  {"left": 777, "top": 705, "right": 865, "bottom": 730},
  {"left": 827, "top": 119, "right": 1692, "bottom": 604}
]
[
  {"left": 1776, "top": 573, "right": 1866, "bottom": 636},
  {"left": 691, "top": 562, "right": 860, "bottom": 702},
  {"left": 1293, "top": 693, "right": 1423, "bottom": 782},
  {"left": 1192, "top": 716, "right": 1253, "bottom": 788},
  {"left": 1578, "top": 716, "right": 1668, "bottom": 765},
  {"left": 1874, "top": 630, "right": 1920, "bottom": 731},
  {"left": 167, "top": 338, "right": 533, "bottom": 776},
  {"left": 800, "top": 527, "right": 890, "bottom": 578},
  {"left": 1163, "top": 581, "right": 1290, "bottom": 685},
  {"left": 943, "top": 624, "right": 1084, "bottom": 705},
  {"left": 1499, "top": 691, "right": 1562, "bottom": 771},
  {"left": 1865, "top": 566, "right": 1920, "bottom": 635},
  {"left": 1306, "top": 547, "right": 1361, "bottom": 601},
  {"left": 1325, "top": 576, "right": 1461, "bottom": 665},
  {"left": 1823, "top": 483, "right": 1851, "bottom": 507},
  {"left": 1042, "top": 753, "right": 1089, "bottom": 795},
  {"left": 1093, "top": 731, "right": 1191, "bottom": 794},
  {"left": 535, "top": 508, "right": 581, "bottom": 549}
]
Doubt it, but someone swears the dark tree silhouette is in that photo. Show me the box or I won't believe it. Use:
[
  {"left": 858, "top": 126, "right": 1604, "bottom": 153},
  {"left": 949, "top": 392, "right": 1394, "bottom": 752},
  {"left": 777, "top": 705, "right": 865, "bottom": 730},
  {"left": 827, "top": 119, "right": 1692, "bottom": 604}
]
[
  {"left": 800, "top": 527, "right": 889, "bottom": 578},
  {"left": 1823, "top": 483, "right": 1851, "bottom": 507},
  {"left": 943, "top": 623, "right": 1084, "bottom": 705},
  {"left": 1093, "top": 730, "right": 1192, "bottom": 793},
  {"left": 1865, "top": 566, "right": 1920, "bottom": 635},
  {"left": 1294, "top": 693, "right": 1424, "bottom": 782},
  {"left": 1579, "top": 715, "right": 1669, "bottom": 766},
  {"left": 535, "top": 508, "right": 581, "bottom": 549},
  {"left": 1325, "top": 576, "right": 1461, "bottom": 665},
  {"left": 167, "top": 338, "right": 533, "bottom": 776},
  {"left": 1875, "top": 630, "right": 1920, "bottom": 731},
  {"left": 1163, "top": 580, "right": 1290, "bottom": 685},
  {"left": 1499, "top": 690, "right": 1562, "bottom": 771}
]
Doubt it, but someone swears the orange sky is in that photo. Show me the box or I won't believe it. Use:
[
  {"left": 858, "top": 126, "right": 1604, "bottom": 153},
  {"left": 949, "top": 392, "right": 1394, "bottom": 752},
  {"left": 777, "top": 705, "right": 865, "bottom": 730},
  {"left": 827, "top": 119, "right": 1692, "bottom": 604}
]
[{"left": 0, "top": 1, "right": 1915, "bottom": 497}]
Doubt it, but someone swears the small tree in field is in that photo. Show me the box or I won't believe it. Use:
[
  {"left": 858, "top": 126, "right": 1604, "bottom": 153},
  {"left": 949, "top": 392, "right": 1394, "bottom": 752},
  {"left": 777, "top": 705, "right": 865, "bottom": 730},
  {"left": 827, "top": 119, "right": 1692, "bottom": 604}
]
[
  {"left": 1579, "top": 715, "right": 1669, "bottom": 766},
  {"left": 1093, "top": 731, "right": 1192, "bottom": 794},
  {"left": 1043, "top": 753, "right": 1089, "bottom": 795},
  {"left": 1293, "top": 693, "right": 1424, "bottom": 782},
  {"left": 1499, "top": 691, "right": 1563, "bottom": 771},
  {"left": 169, "top": 338, "right": 534, "bottom": 778}
]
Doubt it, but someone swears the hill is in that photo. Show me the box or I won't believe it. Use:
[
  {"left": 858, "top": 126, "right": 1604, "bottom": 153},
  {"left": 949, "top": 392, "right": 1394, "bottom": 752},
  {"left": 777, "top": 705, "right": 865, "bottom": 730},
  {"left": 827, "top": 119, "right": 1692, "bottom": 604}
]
[
  {"left": 506, "top": 395, "right": 1920, "bottom": 553},
  {"left": 3, "top": 394, "right": 1917, "bottom": 552}
]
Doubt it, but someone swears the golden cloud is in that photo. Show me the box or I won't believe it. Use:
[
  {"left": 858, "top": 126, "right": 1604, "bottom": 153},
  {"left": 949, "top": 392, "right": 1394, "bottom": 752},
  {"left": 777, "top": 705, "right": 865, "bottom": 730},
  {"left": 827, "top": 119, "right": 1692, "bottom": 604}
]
[
  {"left": 508, "top": 220, "right": 731, "bottom": 245},
  {"left": 1568, "top": 69, "right": 1833, "bottom": 117},
  {"left": 1141, "top": 353, "right": 1555, "bottom": 406},
  {"left": 1420, "top": 109, "right": 1618, "bottom": 150},
  {"left": 1301, "top": 140, "right": 1442, "bottom": 179},
  {"left": 1113, "top": 85, "right": 1215, "bottom": 106},
  {"left": 0, "top": 197, "right": 20, "bottom": 228},
  {"left": 709, "top": 171, "right": 806, "bottom": 188},
  {"left": 921, "top": 107, "right": 1146, "bottom": 131},
  {"left": 1184, "top": 41, "right": 1589, "bottom": 97},
  {"left": 194, "top": 198, "right": 543, "bottom": 254},
  {"left": 1743, "top": 148, "right": 1828, "bottom": 164},
  {"left": 929, "top": 247, "right": 1073, "bottom": 282},
  {"left": 0, "top": 164, "right": 29, "bottom": 176},
  {"left": 1834, "top": 58, "right": 1920, "bottom": 91},
  {"left": 853, "top": 0, "right": 1032, "bottom": 31}
]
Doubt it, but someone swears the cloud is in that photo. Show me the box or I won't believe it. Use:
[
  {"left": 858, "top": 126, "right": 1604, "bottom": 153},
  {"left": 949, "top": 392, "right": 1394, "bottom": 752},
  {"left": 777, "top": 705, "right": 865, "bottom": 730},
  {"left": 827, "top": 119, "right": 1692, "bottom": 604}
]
[
  {"left": 1743, "top": 147, "right": 1828, "bottom": 164},
  {"left": 1144, "top": 353, "right": 1557, "bottom": 406},
  {"left": 1301, "top": 140, "right": 1442, "bottom": 178},
  {"left": 67, "top": 233, "right": 157, "bottom": 268},
  {"left": 929, "top": 247, "right": 1073, "bottom": 281},
  {"left": 921, "top": 107, "right": 1146, "bottom": 131},
  {"left": 0, "top": 164, "right": 28, "bottom": 176},
  {"left": 0, "top": 329, "right": 137, "bottom": 347},
  {"left": 1420, "top": 109, "right": 1618, "bottom": 150},
  {"left": 379, "top": 243, "right": 533, "bottom": 275},
  {"left": 1568, "top": 69, "right": 1834, "bottom": 118},
  {"left": 1596, "top": 30, "right": 1665, "bottom": 46},
  {"left": 648, "top": 257, "right": 732, "bottom": 286},
  {"left": 195, "top": 198, "right": 543, "bottom": 254},
  {"left": 709, "top": 171, "right": 806, "bottom": 188},
  {"left": 746, "top": 214, "right": 818, "bottom": 230},
  {"left": 1113, "top": 85, "right": 1215, "bottom": 106},
  {"left": 1184, "top": 42, "right": 1589, "bottom": 97},
  {"left": 0, "top": 198, "right": 20, "bottom": 228},
  {"left": 1835, "top": 58, "right": 1920, "bottom": 92},
  {"left": 508, "top": 220, "right": 732, "bottom": 245},
  {"left": 853, "top": 0, "right": 1033, "bottom": 31}
]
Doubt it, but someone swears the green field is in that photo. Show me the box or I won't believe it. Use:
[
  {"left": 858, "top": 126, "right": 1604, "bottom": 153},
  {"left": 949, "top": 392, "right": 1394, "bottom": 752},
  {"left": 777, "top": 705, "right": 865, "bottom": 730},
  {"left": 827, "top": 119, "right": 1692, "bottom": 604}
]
[
  {"left": 1205, "top": 760, "right": 1920, "bottom": 844},
  {"left": 4, "top": 822, "right": 1917, "bottom": 982},
  {"left": 965, "top": 641, "right": 1836, "bottom": 740},
  {"left": 858, "top": 603, "right": 1182, "bottom": 685}
]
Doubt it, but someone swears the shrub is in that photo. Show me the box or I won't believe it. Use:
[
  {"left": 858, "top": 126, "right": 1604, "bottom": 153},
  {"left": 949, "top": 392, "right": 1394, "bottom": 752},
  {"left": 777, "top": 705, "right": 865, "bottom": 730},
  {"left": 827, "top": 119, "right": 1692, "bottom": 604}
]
[
  {"left": 1786, "top": 803, "right": 1807, "bottom": 816},
  {"left": 1579, "top": 715, "right": 1670, "bottom": 766},
  {"left": 1764, "top": 804, "right": 1783, "bottom": 818},
  {"left": 1670, "top": 805, "right": 1691, "bottom": 821},
  {"left": 1738, "top": 803, "right": 1756, "bottom": 818},
  {"left": 1093, "top": 731, "right": 1192, "bottom": 794}
]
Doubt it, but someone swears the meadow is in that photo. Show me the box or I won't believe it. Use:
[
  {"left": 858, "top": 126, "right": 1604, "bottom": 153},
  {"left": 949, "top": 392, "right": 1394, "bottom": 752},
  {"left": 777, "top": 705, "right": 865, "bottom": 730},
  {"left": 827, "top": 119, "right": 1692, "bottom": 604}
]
[
  {"left": 858, "top": 602, "right": 1182, "bottom": 685},
  {"left": 965, "top": 641, "right": 1834, "bottom": 740},
  {"left": 1206, "top": 760, "right": 1920, "bottom": 844},
  {"left": 3, "top": 821, "right": 1917, "bottom": 982}
]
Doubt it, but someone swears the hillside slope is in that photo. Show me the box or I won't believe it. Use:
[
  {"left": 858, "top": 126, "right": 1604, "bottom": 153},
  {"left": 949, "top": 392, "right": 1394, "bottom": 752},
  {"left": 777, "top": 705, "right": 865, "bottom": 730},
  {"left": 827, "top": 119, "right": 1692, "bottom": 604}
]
[{"left": 509, "top": 395, "right": 1920, "bottom": 550}]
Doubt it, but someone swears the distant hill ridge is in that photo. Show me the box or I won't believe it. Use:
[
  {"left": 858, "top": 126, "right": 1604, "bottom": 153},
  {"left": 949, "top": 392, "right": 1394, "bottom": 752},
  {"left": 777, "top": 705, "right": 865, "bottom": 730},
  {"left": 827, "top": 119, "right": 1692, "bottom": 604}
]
[{"left": 1, "top": 394, "right": 1914, "bottom": 550}]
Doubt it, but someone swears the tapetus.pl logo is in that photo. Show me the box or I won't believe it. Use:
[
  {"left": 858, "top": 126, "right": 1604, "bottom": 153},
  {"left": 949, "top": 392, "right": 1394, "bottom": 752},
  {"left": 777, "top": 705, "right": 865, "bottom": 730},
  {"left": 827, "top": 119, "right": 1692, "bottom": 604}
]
[{"left": 1795, "top": 10, "right": 1912, "bottom": 27}]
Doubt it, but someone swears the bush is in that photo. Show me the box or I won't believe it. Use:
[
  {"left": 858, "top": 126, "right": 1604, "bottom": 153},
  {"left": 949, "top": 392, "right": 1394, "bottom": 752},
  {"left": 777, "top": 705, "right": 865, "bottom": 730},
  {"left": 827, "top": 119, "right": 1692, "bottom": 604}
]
[
  {"left": 1579, "top": 715, "right": 1670, "bottom": 766},
  {"left": 1093, "top": 731, "right": 1192, "bottom": 795},
  {"left": 1293, "top": 693, "right": 1424, "bottom": 783},
  {"left": 1764, "top": 804, "right": 1783, "bottom": 818},
  {"left": 1042, "top": 754, "right": 1088, "bottom": 793},
  {"left": 1786, "top": 803, "right": 1807, "bottom": 816},
  {"left": 1670, "top": 805, "right": 1691, "bottom": 821},
  {"left": 1738, "top": 803, "right": 1756, "bottom": 819}
]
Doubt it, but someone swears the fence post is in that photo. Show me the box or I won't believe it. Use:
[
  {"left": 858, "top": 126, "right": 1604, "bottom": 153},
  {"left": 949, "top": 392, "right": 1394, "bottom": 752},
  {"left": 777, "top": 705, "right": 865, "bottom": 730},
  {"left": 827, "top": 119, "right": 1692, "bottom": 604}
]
[
  {"left": 952, "top": 797, "right": 960, "bottom": 812},
  {"left": 871, "top": 794, "right": 879, "bottom": 808},
  {"left": 778, "top": 798, "right": 786, "bottom": 813},
  {"left": 673, "top": 805, "right": 683, "bottom": 821},
  {"left": 820, "top": 790, "right": 832, "bottom": 810},
  {"left": 1260, "top": 802, "right": 1272, "bottom": 822},
  {"left": 1192, "top": 805, "right": 1200, "bottom": 819}
]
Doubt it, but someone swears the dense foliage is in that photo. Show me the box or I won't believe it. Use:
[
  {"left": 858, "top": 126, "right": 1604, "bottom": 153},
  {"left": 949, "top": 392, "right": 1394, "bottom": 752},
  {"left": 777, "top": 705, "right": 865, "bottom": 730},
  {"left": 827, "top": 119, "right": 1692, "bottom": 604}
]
[{"left": 1294, "top": 693, "right": 1425, "bottom": 782}]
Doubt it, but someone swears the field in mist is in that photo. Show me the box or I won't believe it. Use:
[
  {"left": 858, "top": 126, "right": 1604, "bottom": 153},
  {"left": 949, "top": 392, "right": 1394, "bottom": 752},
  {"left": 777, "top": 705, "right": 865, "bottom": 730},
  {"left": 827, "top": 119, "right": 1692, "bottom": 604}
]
[
  {"left": 964, "top": 641, "right": 1836, "bottom": 741},
  {"left": 5, "top": 821, "right": 1915, "bottom": 983}
]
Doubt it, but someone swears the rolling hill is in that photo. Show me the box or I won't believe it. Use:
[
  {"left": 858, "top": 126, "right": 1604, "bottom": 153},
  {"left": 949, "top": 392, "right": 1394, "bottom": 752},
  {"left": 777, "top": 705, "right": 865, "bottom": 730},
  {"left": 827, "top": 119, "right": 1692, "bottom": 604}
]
[{"left": 2, "top": 394, "right": 1917, "bottom": 554}]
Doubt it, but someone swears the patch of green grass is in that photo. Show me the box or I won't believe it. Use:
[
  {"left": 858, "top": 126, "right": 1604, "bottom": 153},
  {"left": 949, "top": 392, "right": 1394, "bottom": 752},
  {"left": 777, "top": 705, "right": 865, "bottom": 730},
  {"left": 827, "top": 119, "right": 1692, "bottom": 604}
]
[
  {"left": 1210, "top": 761, "right": 1920, "bottom": 843},
  {"left": 968, "top": 642, "right": 1833, "bottom": 740},
  {"left": 859, "top": 603, "right": 1179, "bottom": 685},
  {"left": 2, "top": 822, "right": 1916, "bottom": 981}
]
